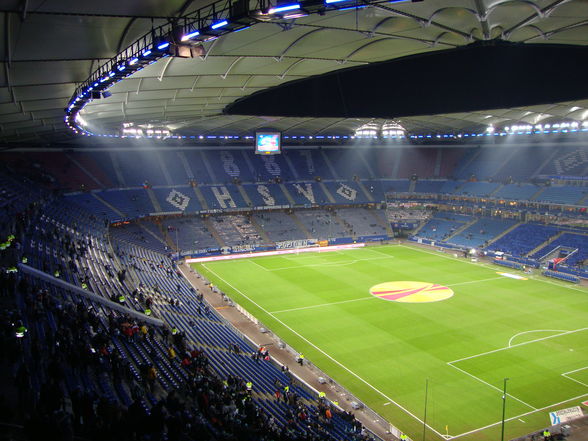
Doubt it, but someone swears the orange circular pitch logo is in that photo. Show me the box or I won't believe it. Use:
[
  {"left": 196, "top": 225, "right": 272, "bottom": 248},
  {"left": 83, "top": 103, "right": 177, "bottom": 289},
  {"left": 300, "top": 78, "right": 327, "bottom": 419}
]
[{"left": 369, "top": 281, "right": 454, "bottom": 303}]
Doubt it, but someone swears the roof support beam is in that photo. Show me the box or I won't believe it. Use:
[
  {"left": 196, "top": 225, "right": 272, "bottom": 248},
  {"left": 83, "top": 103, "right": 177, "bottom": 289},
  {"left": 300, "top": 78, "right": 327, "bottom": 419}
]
[
  {"left": 117, "top": 17, "right": 139, "bottom": 53},
  {"left": 276, "top": 28, "right": 325, "bottom": 62},
  {"left": 241, "top": 75, "right": 254, "bottom": 91},
  {"left": 277, "top": 58, "right": 304, "bottom": 80},
  {"left": 158, "top": 56, "right": 174, "bottom": 81},
  {"left": 503, "top": 0, "right": 570, "bottom": 38},
  {"left": 473, "top": 0, "right": 490, "bottom": 39},
  {"left": 190, "top": 76, "right": 200, "bottom": 92},
  {"left": 343, "top": 37, "right": 397, "bottom": 62},
  {"left": 221, "top": 57, "right": 243, "bottom": 80},
  {"left": 19, "top": 0, "right": 28, "bottom": 21},
  {"left": 375, "top": 4, "right": 476, "bottom": 41}
]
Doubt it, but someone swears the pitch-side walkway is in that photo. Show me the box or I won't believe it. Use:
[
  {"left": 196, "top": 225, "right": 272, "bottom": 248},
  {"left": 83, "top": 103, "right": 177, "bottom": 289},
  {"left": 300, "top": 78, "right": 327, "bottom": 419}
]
[{"left": 178, "top": 262, "right": 398, "bottom": 441}]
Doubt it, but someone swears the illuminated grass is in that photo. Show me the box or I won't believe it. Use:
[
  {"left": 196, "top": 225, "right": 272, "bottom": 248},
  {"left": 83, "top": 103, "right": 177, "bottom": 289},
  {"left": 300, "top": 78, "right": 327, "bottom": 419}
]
[{"left": 192, "top": 244, "right": 588, "bottom": 440}]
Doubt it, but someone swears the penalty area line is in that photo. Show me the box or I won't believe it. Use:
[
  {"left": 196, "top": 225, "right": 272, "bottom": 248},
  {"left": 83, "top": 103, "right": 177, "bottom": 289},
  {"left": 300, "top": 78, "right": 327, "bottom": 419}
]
[
  {"left": 201, "top": 263, "right": 448, "bottom": 439},
  {"left": 448, "top": 327, "right": 588, "bottom": 364},
  {"left": 508, "top": 329, "right": 567, "bottom": 347},
  {"left": 561, "top": 368, "right": 588, "bottom": 388},
  {"left": 448, "top": 392, "right": 588, "bottom": 439},
  {"left": 446, "top": 362, "right": 537, "bottom": 410}
]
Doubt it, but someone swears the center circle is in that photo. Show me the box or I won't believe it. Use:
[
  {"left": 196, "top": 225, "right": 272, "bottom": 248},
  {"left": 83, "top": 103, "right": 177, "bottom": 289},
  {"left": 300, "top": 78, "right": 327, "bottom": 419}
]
[{"left": 369, "top": 281, "right": 454, "bottom": 303}]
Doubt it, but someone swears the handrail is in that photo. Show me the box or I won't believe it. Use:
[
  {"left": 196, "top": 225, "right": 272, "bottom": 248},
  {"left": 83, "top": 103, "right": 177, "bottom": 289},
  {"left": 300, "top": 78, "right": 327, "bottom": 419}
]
[{"left": 18, "top": 264, "right": 164, "bottom": 327}]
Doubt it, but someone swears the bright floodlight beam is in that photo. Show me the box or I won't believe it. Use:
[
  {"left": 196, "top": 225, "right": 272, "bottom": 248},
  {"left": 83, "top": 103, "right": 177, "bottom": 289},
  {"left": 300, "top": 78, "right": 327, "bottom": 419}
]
[
  {"left": 211, "top": 20, "right": 228, "bottom": 29},
  {"left": 181, "top": 30, "right": 200, "bottom": 41},
  {"left": 268, "top": 3, "right": 300, "bottom": 13}
]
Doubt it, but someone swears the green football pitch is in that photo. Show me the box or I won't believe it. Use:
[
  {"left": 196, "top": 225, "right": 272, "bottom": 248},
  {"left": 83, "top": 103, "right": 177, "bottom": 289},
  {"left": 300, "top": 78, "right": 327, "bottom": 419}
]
[{"left": 191, "top": 244, "right": 588, "bottom": 441}]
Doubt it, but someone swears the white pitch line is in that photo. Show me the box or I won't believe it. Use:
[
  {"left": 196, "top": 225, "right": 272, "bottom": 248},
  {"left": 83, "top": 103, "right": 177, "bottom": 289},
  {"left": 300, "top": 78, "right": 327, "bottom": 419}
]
[
  {"left": 446, "top": 276, "right": 504, "bottom": 287},
  {"left": 447, "top": 327, "right": 588, "bottom": 364},
  {"left": 260, "top": 255, "right": 395, "bottom": 271},
  {"left": 248, "top": 259, "right": 270, "bottom": 271},
  {"left": 363, "top": 247, "right": 396, "bottom": 259},
  {"left": 561, "top": 373, "right": 588, "bottom": 389},
  {"left": 447, "top": 362, "right": 537, "bottom": 410},
  {"left": 201, "top": 263, "right": 448, "bottom": 439},
  {"left": 400, "top": 243, "right": 588, "bottom": 294},
  {"left": 199, "top": 245, "right": 588, "bottom": 440},
  {"left": 271, "top": 296, "right": 376, "bottom": 314},
  {"left": 562, "top": 366, "right": 588, "bottom": 375},
  {"left": 448, "top": 392, "right": 588, "bottom": 439},
  {"left": 508, "top": 329, "right": 567, "bottom": 347}
]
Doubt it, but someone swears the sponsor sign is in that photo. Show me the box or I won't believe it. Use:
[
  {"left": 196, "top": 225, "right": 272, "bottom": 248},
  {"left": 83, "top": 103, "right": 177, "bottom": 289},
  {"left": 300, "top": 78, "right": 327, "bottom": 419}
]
[
  {"left": 549, "top": 406, "right": 583, "bottom": 425},
  {"left": 275, "top": 239, "right": 317, "bottom": 249}
]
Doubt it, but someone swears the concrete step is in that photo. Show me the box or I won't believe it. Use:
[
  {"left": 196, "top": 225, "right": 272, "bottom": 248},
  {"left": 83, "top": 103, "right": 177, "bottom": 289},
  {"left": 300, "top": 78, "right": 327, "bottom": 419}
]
[
  {"left": 66, "top": 153, "right": 105, "bottom": 188},
  {"left": 236, "top": 185, "right": 253, "bottom": 208},
  {"left": 357, "top": 180, "right": 375, "bottom": 202},
  {"left": 202, "top": 218, "right": 226, "bottom": 248},
  {"left": 289, "top": 212, "right": 314, "bottom": 239},
  {"left": 279, "top": 183, "right": 296, "bottom": 205},
  {"left": 318, "top": 182, "right": 336, "bottom": 204},
  {"left": 249, "top": 215, "right": 273, "bottom": 244},
  {"left": 92, "top": 192, "right": 126, "bottom": 218},
  {"left": 484, "top": 221, "right": 522, "bottom": 247},
  {"left": 146, "top": 188, "right": 162, "bottom": 212},
  {"left": 192, "top": 186, "right": 209, "bottom": 210},
  {"left": 526, "top": 231, "right": 565, "bottom": 257},
  {"left": 444, "top": 218, "right": 478, "bottom": 242},
  {"left": 369, "top": 209, "right": 392, "bottom": 236}
]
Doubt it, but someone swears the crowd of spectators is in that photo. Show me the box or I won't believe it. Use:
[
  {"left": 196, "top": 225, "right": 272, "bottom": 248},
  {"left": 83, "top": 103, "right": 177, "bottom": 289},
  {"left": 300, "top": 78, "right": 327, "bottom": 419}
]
[
  {"left": 0, "top": 172, "right": 374, "bottom": 441},
  {"left": 1, "top": 272, "right": 371, "bottom": 441}
]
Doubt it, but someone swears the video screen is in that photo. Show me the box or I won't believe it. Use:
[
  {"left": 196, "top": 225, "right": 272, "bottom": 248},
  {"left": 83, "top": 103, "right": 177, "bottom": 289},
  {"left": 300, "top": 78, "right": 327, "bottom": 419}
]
[{"left": 255, "top": 132, "right": 281, "bottom": 155}]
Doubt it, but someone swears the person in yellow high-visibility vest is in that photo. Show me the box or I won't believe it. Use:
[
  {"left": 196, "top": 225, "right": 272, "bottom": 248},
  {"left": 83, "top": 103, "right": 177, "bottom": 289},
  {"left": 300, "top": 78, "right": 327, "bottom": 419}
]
[
  {"left": 318, "top": 391, "right": 326, "bottom": 399},
  {"left": 246, "top": 381, "right": 253, "bottom": 392},
  {"left": 297, "top": 353, "right": 304, "bottom": 366}
]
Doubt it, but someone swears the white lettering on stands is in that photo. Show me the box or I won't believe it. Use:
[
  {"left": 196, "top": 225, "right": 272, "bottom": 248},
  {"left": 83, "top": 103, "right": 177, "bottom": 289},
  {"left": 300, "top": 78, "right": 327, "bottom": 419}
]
[
  {"left": 211, "top": 186, "right": 237, "bottom": 208},
  {"left": 220, "top": 151, "right": 240, "bottom": 177},
  {"left": 257, "top": 185, "right": 276, "bottom": 206},
  {"left": 166, "top": 189, "right": 191, "bottom": 211},
  {"left": 292, "top": 183, "right": 316, "bottom": 204},
  {"left": 336, "top": 183, "right": 357, "bottom": 201},
  {"left": 261, "top": 155, "right": 281, "bottom": 176}
]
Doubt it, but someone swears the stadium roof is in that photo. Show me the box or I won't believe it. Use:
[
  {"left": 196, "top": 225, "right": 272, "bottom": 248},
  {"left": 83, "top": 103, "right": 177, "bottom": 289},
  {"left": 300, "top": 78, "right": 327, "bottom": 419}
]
[{"left": 1, "top": 0, "right": 588, "bottom": 144}]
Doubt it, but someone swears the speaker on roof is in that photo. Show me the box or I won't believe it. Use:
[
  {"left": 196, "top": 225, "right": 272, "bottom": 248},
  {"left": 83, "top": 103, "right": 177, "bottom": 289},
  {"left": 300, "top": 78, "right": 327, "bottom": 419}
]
[{"left": 174, "top": 44, "right": 206, "bottom": 58}]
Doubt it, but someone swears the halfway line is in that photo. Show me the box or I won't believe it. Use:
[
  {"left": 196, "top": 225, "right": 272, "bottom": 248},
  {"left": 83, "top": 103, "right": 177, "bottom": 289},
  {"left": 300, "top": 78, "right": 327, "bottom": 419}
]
[
  {"left": 271, "top": 296, "right": 376, "bottom": 314},
  {"left": 446, "top": 276, "right": 504, "bottom": 287},
  {"left": 201, "top": 263, "right": 448, "bottom": 439}
]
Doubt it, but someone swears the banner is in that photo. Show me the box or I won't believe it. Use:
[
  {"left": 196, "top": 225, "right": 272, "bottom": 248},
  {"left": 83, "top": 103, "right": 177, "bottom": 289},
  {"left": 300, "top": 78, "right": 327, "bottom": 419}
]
[
  {"left": 275, "top": 239, "right": 317, "bottom": 249},
  {"left": 549, "top": 406, "right": 583, "bottom": 425}
]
